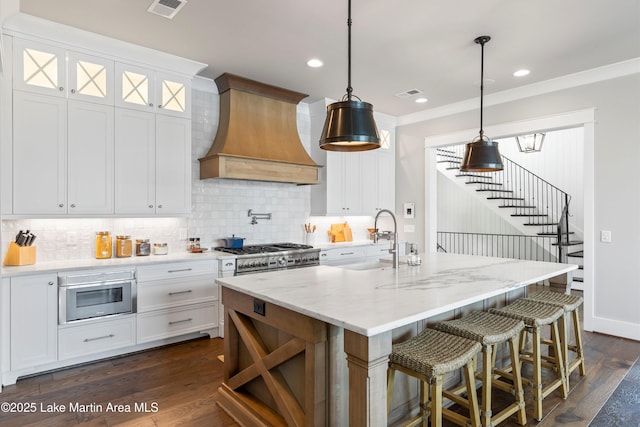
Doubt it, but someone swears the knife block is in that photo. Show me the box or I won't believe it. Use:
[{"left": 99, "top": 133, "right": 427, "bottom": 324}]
[{"left": 3, "top": 242, "right": 36, "bottom": 266}]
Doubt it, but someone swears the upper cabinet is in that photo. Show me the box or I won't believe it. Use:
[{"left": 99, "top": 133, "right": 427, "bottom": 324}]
[
  {"left": 309, "top": 99, "right": 396, "bottom": 216},
  {"left": 115, "top": 63, "right": 191, "bottom": 119},
  {"left": 13, "top": 39, "right": 114, "bottom": 105},
  {"left": 2, "top": 14, "right": 206, "bottom": 217}
]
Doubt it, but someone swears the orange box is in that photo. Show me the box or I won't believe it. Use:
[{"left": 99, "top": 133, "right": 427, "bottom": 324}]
[{"left": 3, "top": 242, "right": 36, "bottom": 266}]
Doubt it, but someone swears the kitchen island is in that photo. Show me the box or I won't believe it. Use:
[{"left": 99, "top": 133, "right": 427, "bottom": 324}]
[{"left": 216, "top": 253, "right": 577, "bottom": 426}]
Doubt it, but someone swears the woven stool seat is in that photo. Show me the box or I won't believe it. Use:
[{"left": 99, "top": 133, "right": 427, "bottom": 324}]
[
  {"left": 525, "top": 290, "right": 583, "bottom": 312},
  {"left": 523, "top": 290, "right": 586, "bottom": 385},
  {"left": 435, "top": 312, "right": 527, "bottom": 426},
  {"left": 490, "top": 299, "right": 564, "bottom": 327},
  {"left": 490, "top": 299, "right": 569, "bottom": 421},
  {"left": 435, "top": 311, "right": 524, "bottom": 345},
  {"left": 390, "top": 328, "right": 481, "bottom": 378},
  {"left": 388, "top": 328, "right": 482, "bottom": 427}
]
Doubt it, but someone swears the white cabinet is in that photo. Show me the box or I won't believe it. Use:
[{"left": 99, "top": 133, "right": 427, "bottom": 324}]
[
  {"left": 12, "top": 92, "right": 114, "bottom": 215},
  {"left": 13, "top": 38, "right": 113, "bottom": 105},
  {"left": 115, "top": 110, "right": 191, "bottom": 215},
  {"left": 58, "top": 315, "right": 135, "bottom": 360},
  {"left": 319, "top": 246, "right": 367, "bottom": 266},
  {"left": 310, "top": 99, "right": 396, "bottom": 216},
  {"left": 115, "top": 63, "right": 191, "bottom": 119},
  {"left": 10, "top": 274, "right": 57, "bottom": 371},
  {"left": 136, "top": 261, "right": 218, "bottom": 343}
]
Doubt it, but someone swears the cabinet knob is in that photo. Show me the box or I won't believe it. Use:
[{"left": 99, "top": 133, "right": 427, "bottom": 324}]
[
  {"left": 58, "top": 203, "right": 64, "bottom": 208},
  {"left": 70, "top": 204, "right": 76, "bottom": 208},
  {"left": 158, "top": 104, "right": 163, "bottom": 109},
  {"left": 157, "top": 204, "right": 163, "bottom": 209},
  {"left": 148, "top": 103, "right": 154, "bottom": 107},
  {"left": 58, "top": 86, "right": 64, "bottom": 92},
  {"left": 148, "top": 205, "right": 154, "bottom": 209},
  {"left": 48, "top": 281, "right": 54, "bottom": 286},
  {"left": 70, "top": 89, "right": 76, "bottom": 94}
]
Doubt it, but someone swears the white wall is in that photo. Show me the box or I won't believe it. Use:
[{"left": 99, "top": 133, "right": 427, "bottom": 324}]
[{"left": 396, "top": 73, "right": 640, "bottom": 340}]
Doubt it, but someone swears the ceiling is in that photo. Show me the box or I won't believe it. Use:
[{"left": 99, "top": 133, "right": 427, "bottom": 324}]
[{"left": 18, "top": 0, "right": 640, "bottom": 117}]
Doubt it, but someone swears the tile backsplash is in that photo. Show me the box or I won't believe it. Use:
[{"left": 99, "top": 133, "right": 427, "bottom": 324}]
[{"left": 3, "top": 84, "right": 376, "bottom": 262}]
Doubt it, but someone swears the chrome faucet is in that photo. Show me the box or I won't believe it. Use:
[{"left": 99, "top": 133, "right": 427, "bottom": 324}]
[{"left": 373, "top": 209, "right": 400, "bottom": 268}]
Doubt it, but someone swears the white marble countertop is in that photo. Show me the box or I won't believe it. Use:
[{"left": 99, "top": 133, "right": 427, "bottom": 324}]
[
  {"left": 1, "top": 250, "right": 233, "bottom": 277},
  {"left": 217, "top": 253, "right": 577, "bottom": 337}
]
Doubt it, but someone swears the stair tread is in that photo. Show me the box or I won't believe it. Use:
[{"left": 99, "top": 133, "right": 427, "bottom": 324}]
[
  {"left": 456, "top": 174, "right": 493, "bottom": 179},
  {"left": 438, "top": 160, "right": 461, "bottom": 163},
  {"left": 573, "top": 277, "right": 584, "bottom": 282},
  {"left": 553, "top": 240, "right": 584, "bottom": 247},
  {"left": 511, "top": 214, "right": 548, "bottom": 217},
  {"left": 477, "top": 189, "right": 513, "bottom": 193},
  {"left": 487, "top": 197, "right": 525, "bottom": 200},
  {"left": 567, "top": 250, "right": 584, "bottom": 257},
  {"left": 524, "top": 222, "right": 557, "bottom": 226},
  {"left": 499, "top": 205, "right": 536, "bottom": 208},
  {"left": 436, "top": 149, "right": 456, "bottom": 154},
  {"left": 466, "top": 181, "right": 503, "bottom": 185},
  {"left": 537, "top": 231, "right": 574, "bottom": 236},
  {"left": 446, "top": 167, "right": 460, "bottom": 170}
]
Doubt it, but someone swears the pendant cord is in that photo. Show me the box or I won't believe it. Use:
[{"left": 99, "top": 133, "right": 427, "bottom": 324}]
[
  {"left": 479, "top": 39, "right": 485, "bottom": 140},
  {"left": 346, "top": 0, "right": 353, "bottom": 101}
]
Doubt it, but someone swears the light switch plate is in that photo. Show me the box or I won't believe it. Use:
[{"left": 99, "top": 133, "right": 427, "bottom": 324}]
[
  {"left": 601, "top": 230, "right": 612, "bottom": 243},
  {"left": 403, "top": 202, "right": 415, "bottom": 219}
]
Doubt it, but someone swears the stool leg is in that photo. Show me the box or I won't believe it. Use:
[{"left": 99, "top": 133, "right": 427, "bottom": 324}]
[
  {"left": 572, "top": 310, "right": 586, "bottom": 376},
  {"left": 558, "top": 312, "right": 570, "bottom": 389},
  {"left": 419, "top": 380, "right": 429, "bottom": 427},
  {"left": 508, "top": 334, "right": 527, "bottom": 425},
  {"left": 531, "top": 326, "right": 544, "bottom": 421},
  {"left": 480, "top": 345, "right": 492, "bottom": 427},
  {"left": 430, "top": 375, "right": 444, "bottom": 427},
  {"left": 463, "top": 360, "right": 481, "bottom": 427},
  {"left": 551, "top": 321, "right": 568, "bottom": 399}
]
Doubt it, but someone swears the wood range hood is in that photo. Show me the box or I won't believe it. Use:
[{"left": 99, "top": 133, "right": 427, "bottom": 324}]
[{"left": 199, "top": 73, "right": 319, "bottom": 184}]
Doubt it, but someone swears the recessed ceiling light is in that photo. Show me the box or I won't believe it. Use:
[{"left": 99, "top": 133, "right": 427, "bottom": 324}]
[
  {"left": 415, "top": 97, "right": 428, "bottom": 104},
  {"left": 513, "top": 69, "right": 530, "bottom": 77},
  {"left": 307, "top": 59, "right": 323, "bottom": 68}
]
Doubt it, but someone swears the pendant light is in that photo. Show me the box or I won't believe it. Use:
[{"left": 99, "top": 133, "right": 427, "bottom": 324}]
[
  {"left": 460, "top": 36, "right": 503, "bottom": 172},
  {"left": 319, "top": 0, "right": 380, "bottom": 152}
]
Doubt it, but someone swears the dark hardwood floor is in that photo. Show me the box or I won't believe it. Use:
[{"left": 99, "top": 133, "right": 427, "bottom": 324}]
[{"left": 0, "top": 286, "right": 638, "bottom": 426}]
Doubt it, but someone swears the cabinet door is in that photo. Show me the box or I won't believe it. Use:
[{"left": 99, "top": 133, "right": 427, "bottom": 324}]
[
  {"left": 68, "top": 51, "right": 114, "bottom": 105},
  {"left": 67, "top": 101, "right": 114, "bottom": 214},
  {"left": 11, "top": 274, "right": 58, "bottom": 370},
  {"left": 376, "top": 148, "right": 395, "bottom": 212},
  {"left": 325, "top": 152, "right": 345, "bottom": 215},
  {"left": 13, "top": 91, "right": 67, "bottom": 214},
  {"left": 115, "top": 108, "right": 156, "bottom": 214},
  {"left": 115, "top": 63, "right": 155, "bottom": 113},
  {"left": 155, "top": 116, "right": 191, "bottom": 214},
  {"left": 13, "top": 38, "right": 66, "bottom": 97},
  {"left": 156, "top": 73, "right": 191, "bottom": 119},
  {"left": 360, "top": 150, "right": 378, "bottom": 214},
  {"left": 342, "top": 153, "right": 362, "bottom": 214}
]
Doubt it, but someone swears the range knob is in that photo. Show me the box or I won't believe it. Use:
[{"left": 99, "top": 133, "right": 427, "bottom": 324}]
[{"left": 278, "top": 256, "right": 287, "bottom": 266}]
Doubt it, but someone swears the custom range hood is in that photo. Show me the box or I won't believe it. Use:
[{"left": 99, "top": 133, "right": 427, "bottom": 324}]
[{"left": 199, "top": 73, "right": 319, "bottom": 184}]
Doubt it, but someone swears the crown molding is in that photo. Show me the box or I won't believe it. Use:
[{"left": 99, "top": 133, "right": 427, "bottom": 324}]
[{"left": 398, "top": 57, "right": 640, "bottom": 127}]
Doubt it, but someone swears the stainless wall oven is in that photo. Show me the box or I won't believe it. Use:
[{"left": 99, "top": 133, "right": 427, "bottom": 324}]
[{"left": 59, "top": 270, "right": 136, "bottom": 324}]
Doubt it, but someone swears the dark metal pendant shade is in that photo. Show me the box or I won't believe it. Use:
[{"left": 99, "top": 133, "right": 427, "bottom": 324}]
[
  {"left": 460, "top": 140, "right": 503, "bottom": 172},
  {"left": 320, "top": 0, "right": 380, "bottom": 151},
  {"left": 319, "top": 100, "right": 380, "bottom": 151},
  {"left": 460, "top": 35, "right": 503, "bottom": 172}
]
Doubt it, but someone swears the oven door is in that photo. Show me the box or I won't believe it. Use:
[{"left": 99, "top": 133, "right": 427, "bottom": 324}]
[{"left": 59, "top": 280, "right": 134, "bottom": 324}]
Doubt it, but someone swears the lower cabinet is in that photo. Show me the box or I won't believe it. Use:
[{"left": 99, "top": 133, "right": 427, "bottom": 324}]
[
  {"left": 136, "top": 261, "right": 219, "bottom": 343},
  {"left": 58, "top": 315, "right": 136, "bottom": 360},
  {"left": 10, "top": 274, "right": 58, "bottom": 371}
]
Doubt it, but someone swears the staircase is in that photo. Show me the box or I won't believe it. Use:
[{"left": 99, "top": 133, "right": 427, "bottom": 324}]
[{"left": 436, "top": 146, "right": 584, "bottom": 288}]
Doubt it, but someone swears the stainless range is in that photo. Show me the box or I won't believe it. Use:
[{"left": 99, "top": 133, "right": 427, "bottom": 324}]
[{"left": 214, "top": 243, "right": 320, "bottom": 275}]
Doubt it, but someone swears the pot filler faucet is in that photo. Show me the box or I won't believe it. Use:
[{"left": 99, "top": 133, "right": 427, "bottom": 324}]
[{"left": 373, "top": 209, "right": 400, "bottom": 269}]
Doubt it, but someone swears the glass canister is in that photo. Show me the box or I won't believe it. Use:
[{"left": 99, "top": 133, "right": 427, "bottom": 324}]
[
  {"left": 115, "top": 235, "right": 133, "bottom": 258},
  {"left": 95, "top": 231, "right": 112, "bottom": 259},
  {"left": 153, "top": 243, "right": 168, "bottom": 255},
  {"left": 135, "top": 239, "right": 151, "bottom": 256}
]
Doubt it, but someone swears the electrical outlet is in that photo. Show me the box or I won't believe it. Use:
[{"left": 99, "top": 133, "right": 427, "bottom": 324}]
[
  {"left": 253, "top": 299, "right": 266, "bottom": 316},
  {"left": 601, "top": 230, "right": 612, "bottom": 243}
]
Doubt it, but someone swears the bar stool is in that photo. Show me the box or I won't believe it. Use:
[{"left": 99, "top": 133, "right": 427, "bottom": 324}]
[
  {"left": 490, "top": 299, "right": 568, "bottom": 421},
  {"left": 523, "top": 289, "right": 586, "bottom": 387},
  {"left": 434, "top": 311, "right": 527, "bottom": 426},
  {"left": 387, "top": 328, "right": 482, "bottom": 427}
]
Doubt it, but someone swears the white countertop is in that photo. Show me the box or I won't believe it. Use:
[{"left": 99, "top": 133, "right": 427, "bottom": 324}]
[
  {"left": 1, "top": 250, "right": 234, "bottom": 277},
  {"left": 217, "top": 253, "right": 577, "bottom": 337}
]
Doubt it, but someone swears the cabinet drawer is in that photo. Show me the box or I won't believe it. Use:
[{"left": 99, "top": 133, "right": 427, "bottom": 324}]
[
  {"left": 136, "top": 261, "right": 215, "bottom": 282},
  {"left": 366, "top": 243, "right": 392, "bottom": 258},
  {"left": 58, "top": 315, "right": 136, "bottom": 360},
  {"left": 138, "top": 276, "right": 217, "bottom": 312},
  {"left": 137, "top": 302, "right": 217, "bottom": 343},
  {"left": 319, "top": 246, "right": 367, "bottom": 264}
]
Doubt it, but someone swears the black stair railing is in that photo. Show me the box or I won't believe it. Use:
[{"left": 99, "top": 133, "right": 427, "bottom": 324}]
[
  {"left": 437, "top": 232, "right": 558, "bottom": 262},
  {"left": 437, "top": 146, "right": 572, "bottom": 261}
]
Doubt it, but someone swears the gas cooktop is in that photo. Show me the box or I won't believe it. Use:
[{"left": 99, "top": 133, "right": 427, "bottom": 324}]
[
  {"left": 213, "top": 242, "right": 313, "bottom": 256},
  {"left": 213, "top": 242, "right": 320, "bottom": 275}
]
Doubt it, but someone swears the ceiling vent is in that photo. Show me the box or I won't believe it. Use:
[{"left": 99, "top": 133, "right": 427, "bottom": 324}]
[
  {"left": 147, "top": 0, "right": 187, "bottom": 19},
  {"left": 394, "top": 88, "right": 424, "bottom": 99}
]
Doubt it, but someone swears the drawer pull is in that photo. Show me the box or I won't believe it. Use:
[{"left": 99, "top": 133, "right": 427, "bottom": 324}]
[
  {"left": 340, "top": 252, "right": 355, "bottom": 256},
  {"left": 168, "top": 290, "right": 193, "bottom": 296},
  {"left": 83, "top": 334, "right": 115, "bottom": 343},
  {"left": 169, "top": 318, "right": 193, "bottom": 326},
  {"left": 167, "top": 268, "right": 193, "bottom": 273}
]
